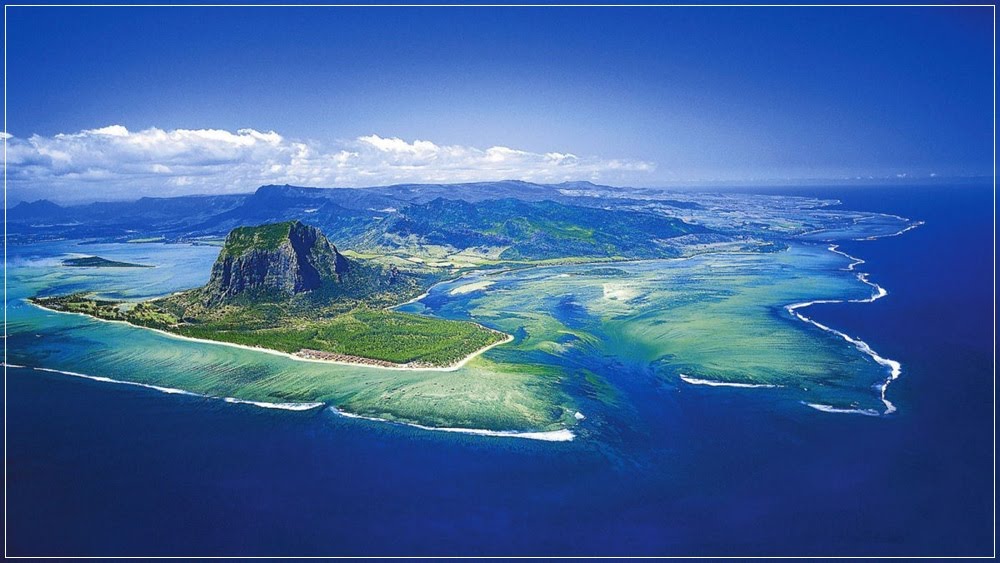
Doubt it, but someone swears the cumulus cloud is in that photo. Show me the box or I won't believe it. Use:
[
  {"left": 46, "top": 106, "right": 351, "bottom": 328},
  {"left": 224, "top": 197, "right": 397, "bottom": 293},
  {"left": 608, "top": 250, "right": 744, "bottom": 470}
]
[{"left": 4, "top": 125, "right": 655, "bottom": 202}]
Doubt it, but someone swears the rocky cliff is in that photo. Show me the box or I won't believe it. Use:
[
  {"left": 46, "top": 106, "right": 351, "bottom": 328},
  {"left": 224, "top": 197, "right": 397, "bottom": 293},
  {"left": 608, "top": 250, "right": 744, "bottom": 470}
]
[{"left": 205, "top": 220, "right": 350, "bottom": 301}]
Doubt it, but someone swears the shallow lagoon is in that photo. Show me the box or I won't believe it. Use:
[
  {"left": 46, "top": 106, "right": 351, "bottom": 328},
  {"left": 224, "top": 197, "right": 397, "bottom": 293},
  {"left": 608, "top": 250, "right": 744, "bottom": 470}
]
[
  {"left": 10, "top": 236, "right": 894, "bottom": 435},
  {"left": 6, "top": 185, "right": 993, "bottom": 556}
]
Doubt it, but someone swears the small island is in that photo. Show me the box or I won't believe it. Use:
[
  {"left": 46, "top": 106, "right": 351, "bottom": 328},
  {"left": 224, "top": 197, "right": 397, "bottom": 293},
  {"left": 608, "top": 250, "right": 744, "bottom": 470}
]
[
  {"left": 34, "top": 221, "right": 510, "bottom": 369},
  {"left": 62, "top": 256, "right": 152, "bottom": 268}
]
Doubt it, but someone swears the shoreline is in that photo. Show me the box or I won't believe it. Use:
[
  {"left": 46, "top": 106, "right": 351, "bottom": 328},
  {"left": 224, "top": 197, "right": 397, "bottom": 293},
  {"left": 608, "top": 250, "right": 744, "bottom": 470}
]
[
  {"left": 392, "top": 288, "right": 432, "bottom": 308},
  {"left": 28, "top": 301, "right": 513, "bottom": 373}
]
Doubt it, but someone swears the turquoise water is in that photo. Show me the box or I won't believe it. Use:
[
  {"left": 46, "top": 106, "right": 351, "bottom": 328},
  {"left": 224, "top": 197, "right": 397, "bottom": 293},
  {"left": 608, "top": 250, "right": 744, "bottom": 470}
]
[
  {"left": 9, "top": 234, "right": 893, "bottom": 435},
  {"left": 6, "top": 185, "right": 993, "bottom": 555}
]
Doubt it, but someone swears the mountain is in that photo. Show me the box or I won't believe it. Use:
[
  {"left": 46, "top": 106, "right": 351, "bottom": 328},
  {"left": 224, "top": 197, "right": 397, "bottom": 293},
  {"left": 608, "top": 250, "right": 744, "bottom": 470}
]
[
  {"left": 367, "top": 197, "right": 708, "bottom": 259},
  {"left": 205, "top": 221, "right": 350, "bottom": 301},
  {"left": 7, "top": 193, "right": 248, "bottom": 242},
  {"left": 7, "top": 181, "right": 713, "bottom": 256},
  {"left": 183, "top": 185, "right": 380, "bottom": 240},
  {"left": 188, "top": 220, "right": 419, "bottom": 309},
  {"left": 9, "top": 199, "right": 67, "bottom": 222}
]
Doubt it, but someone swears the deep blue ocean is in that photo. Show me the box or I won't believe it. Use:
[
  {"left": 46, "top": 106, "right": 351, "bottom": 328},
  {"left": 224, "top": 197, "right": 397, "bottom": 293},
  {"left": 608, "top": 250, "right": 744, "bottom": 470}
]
[{"left": 5, "top": 184, "right": 994, "bottom": 556}]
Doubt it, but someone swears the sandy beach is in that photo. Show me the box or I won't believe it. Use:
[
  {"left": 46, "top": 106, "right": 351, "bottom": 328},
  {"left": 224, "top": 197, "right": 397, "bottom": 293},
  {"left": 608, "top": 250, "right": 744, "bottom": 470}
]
[{"left": 29, "top": 300, "right": 513, "bottom": 373}]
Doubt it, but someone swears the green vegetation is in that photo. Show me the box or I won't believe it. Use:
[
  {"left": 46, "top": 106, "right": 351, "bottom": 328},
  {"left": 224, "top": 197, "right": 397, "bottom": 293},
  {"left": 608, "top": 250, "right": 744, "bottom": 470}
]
[
  {"left": 220, "top": 221, "right": 293, "bottom": 256},
  {"left": 62, "top": 256, "right": 151, "bottom": 268},
  {"left": 178, "top": 307, "right": 506, "bottom": 366},
  {"left": 31, "top": 295, "right": 506, "bottom": 367},
  {"left": 31, "top": 294, "right": 177, "bottom": 328},
  {"left": 364, "top": 198, "right": 706, "bottom": 261}
]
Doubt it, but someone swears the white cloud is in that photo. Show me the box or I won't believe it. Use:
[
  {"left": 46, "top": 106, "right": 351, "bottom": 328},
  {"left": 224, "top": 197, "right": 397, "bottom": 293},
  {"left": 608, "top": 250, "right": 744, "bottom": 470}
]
[
  {"left": 86, "top": 125, "right": 130, "bottom": 137},
  {"left": 5, "top": 125, "right": 656, "bottom": 202}
]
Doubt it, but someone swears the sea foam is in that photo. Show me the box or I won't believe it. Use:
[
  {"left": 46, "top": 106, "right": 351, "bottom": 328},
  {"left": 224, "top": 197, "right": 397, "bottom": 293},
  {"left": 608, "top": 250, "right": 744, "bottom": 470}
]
[
  {"left": 329, "top": 407, "right": 575, "bottom": 442},
  {"left": 784, "top": 245, "right": 903, "bottom": 415},
  {"left": 679, "top": 374, "right": 779, "bottom": 389},
  {"left": 32, "top": 366, "right": 202, "bottom": 396},
  {"left": 803, "top": 402, "right": 881, "bottom": 416},
  {"left": 858, "top": 220, "right": 925, "bottom": 241},
  {"left": 26, "top": 366, "right": 325, "bottom": 411},
  {"left": 222, "top": 397, "right": 325, "bottom": 411}
]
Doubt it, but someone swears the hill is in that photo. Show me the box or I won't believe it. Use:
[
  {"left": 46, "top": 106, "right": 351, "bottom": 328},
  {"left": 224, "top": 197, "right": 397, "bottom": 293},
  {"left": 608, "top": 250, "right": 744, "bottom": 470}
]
[{"left": 203, "top": 221, "right": 352, "bottom": 302}]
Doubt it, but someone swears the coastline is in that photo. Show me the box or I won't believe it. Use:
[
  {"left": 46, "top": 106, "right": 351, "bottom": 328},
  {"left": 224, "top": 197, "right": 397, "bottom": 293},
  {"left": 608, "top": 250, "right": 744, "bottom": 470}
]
[
  {"left": 784, "top": 242, "right": 906, "bottom": 415},
  {"left": 28, "top": 300, "right": 513, "bottom": 373},
  {"left": 392, "top": 288, "right": 432, "bottom": 308}
]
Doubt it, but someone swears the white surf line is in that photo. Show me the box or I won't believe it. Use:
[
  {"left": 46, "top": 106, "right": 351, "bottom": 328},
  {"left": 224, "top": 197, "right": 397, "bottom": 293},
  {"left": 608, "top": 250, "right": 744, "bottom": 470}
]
[
  {"left": 32, "top": 366, "right": 202, "bottom": 397},
  {"left": 23, "top": 363, "right": 568, "bottom": 439},
  {"left": 27, "top": 301, "right": 511, "bottom": 373},
  {"left": 222, "top": 397, "right": 326, "bottom": 411},
  {"left": 784, "top": 245, "right": 902, "bottom": 415},
  {"left": 26, "top": 366, "right": 325, "bottom": 412},
  {"left": 857, "top": 220, "right": 925, "bottom": 241},
  {"left": 679, "top": 374, "right": 779, "bottom": 389},
  {"left": 802, "top": 402, "right": 881, "bottom": 417},
  {"left": 329, "top": 407, "right": 575, "bottom": 442},
  {"left": 827, "top": 244, "right": 865, "bottom": 272},
  {"left": 798, "top": 214, "right": 923, "bottom": 242}
]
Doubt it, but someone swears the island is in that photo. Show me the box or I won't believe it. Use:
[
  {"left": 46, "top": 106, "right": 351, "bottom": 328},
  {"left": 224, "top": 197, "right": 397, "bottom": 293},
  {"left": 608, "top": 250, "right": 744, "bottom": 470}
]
[
  {"left": 16, "top": 182, "right": 924, "bottom": 433},
  {"left": 34, "top": 221, "right": 509, "bottom": 369},
  {"left": 62, "top": 256, "right": 152, "bottom": 268}
]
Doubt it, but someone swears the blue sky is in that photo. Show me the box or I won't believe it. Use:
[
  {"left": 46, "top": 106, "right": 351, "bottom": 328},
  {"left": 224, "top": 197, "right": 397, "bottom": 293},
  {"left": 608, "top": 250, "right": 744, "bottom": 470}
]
[{"left": 4, "top": 6, "right": 994, "bottom": 202}]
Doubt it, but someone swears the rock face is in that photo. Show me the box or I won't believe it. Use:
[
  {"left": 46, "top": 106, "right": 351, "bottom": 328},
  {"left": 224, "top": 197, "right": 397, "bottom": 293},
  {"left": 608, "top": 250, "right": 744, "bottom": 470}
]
[{"left": 206, "top": 221, "right": 350, "bottom": 301}]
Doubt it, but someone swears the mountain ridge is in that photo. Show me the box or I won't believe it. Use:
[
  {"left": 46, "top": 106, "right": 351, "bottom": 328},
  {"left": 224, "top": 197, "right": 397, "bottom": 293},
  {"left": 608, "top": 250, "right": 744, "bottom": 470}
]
[{"left": 7, "top": 181, "right": 714, "bottom": 261}]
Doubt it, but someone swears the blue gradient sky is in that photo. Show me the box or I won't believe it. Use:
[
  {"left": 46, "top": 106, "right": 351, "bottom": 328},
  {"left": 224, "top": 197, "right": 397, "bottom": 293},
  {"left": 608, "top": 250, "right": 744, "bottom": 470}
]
[{"left": 4, "top": 6, "right": 994, "bottom": 197}]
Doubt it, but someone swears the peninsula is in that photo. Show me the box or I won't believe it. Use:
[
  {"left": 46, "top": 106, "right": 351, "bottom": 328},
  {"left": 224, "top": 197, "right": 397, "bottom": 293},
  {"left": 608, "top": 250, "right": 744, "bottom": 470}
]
[{"left": 33, "top": 221, "right": 509, "bottom": 369}]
